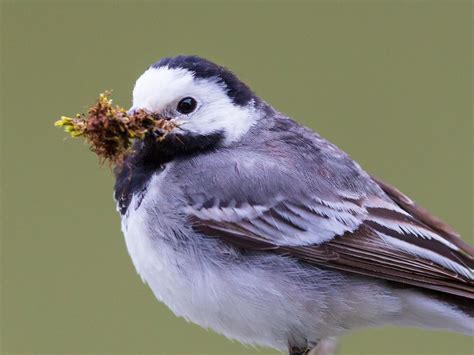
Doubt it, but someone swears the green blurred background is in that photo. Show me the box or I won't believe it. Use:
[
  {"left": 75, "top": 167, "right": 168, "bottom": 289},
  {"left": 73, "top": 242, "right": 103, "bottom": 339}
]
[{"left": 1, "top": 1, "right": 472, "bottom": 354}]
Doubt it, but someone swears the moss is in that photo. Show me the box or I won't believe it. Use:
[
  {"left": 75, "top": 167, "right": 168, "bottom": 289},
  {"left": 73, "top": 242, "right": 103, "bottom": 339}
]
[{"left": 55, "top": 91, "right": 176, "bottom": 164}]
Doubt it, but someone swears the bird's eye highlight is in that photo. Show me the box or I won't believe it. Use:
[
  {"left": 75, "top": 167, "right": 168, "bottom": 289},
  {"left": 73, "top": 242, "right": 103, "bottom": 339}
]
[{"left": 177, "top": 97, "right": 197, "bottom": 114}]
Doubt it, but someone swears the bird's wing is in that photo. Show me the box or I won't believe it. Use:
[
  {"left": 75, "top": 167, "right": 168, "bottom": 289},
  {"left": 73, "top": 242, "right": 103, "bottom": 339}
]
[
  {"left": 182, "top": 165, "right": 474, "bottom": 299},
  {"left": 371, "top": 176, "right": 474, "bottom": 257}
]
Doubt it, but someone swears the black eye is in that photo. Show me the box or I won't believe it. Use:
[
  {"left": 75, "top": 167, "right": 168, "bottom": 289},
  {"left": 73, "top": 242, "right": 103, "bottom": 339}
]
[{"left": 177, "top": 97, "right": 197, "bottom": 114}]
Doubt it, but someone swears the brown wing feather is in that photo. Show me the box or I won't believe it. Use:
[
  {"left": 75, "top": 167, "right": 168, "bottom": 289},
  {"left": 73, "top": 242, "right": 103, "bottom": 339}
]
[
  {"left": 189, "top": 208, "right": 474, "bottom": 299},
  {"left": 301, "top": 227, "right": 474, "bottom": 298},
  {"left": 372, "top": 175, "right": 474, "bottom": 257},
  {"left": 187, "top": 176, "right": 474, "bottom": 299}
]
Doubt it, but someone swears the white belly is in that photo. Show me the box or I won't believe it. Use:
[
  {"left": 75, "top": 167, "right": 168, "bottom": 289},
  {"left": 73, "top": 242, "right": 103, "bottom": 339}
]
[{"left": 121, "top": 195, "right": 302, "bottom": 350}]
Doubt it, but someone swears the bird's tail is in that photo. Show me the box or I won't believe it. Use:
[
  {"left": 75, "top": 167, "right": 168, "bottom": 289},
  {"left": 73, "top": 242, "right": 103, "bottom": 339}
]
[{"left": 394, "top": 289, "right": 473, "bottom": 335}]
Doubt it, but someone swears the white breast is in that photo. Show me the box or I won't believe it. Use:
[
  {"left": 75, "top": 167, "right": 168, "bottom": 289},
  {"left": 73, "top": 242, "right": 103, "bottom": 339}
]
[
  {"left": 120, "top": 170, "right": 192, "bottom": 306},
  {"left": 121, "top": 190, "right": 296, "bottom": 350}
]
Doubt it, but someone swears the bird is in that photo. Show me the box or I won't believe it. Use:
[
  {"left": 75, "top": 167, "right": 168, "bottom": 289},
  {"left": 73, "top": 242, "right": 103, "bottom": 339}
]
[{"left": 114, "top": 55, "right": 473, "bottom": 355}]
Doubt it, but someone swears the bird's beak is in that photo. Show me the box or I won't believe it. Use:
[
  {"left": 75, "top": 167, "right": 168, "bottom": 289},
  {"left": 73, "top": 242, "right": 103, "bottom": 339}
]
[{"left": 127, "top": 107, "right": 177, "bottom": 142}]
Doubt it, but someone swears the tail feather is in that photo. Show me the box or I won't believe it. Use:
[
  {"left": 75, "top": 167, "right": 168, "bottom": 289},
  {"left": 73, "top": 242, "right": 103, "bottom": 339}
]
[{"left": 395, "top": 289, "right": 473, "bottom": 335}]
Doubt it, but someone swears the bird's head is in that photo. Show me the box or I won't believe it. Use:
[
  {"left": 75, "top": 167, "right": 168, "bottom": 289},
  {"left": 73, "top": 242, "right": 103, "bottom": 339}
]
[{"left": 130, "top": 56, "right": 263, "bottom": 153}]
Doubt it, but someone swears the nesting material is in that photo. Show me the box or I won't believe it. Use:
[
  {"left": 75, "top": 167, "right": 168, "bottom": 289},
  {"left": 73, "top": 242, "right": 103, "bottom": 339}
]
[{"left": 55, "top": 91, "right": 176, "bottom": 164}]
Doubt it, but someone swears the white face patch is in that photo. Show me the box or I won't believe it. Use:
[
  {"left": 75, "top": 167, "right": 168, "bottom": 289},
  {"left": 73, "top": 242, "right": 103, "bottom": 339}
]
[{"left": 132, "top": 66, "right": 261, "bottom": 144}]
